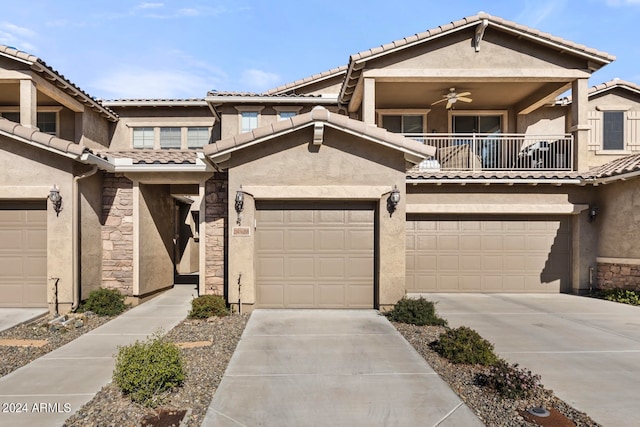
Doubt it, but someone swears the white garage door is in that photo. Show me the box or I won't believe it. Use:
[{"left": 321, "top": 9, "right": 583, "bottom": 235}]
[
  {"left": 406, "top": 216, "right": 570, "bottom": 292},
  {"left": 256, "top": 202, "right": 375, "bottom": 308},
  {"left": 0, "top": 202, "right": 47, "bottom": 307}
]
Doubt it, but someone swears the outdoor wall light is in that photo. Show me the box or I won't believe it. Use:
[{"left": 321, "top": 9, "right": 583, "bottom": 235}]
[
  {"left": 49, "top": 185, "right": 63, "bottom": 216},
  {"left": 588, "top": 204, "right": 599, "bottom": 223},
  {"left": 235, "top": 186, "right": 245, "bottom": 225},
  {"left": 387, "top": 185, "right": 401, "bottom": 215}
]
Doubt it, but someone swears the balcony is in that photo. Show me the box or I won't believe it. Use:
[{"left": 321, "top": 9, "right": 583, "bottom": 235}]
[{"left": 404, "top": 133, "right": 574, "bottom": 172}]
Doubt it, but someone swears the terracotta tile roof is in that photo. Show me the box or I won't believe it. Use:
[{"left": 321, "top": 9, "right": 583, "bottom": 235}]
[
  {"left": 0, "top": 44, "right": 118, "bottom": 122},
  {"left": 206, "top": 91, "right": 327, "bottom": 98},
  {"left": 407, "top": 169, "right": 586, "bottom": 181},
  {"left": 560, "top": 79, "right": 640, "bottom": 104},
  {"left": 340, "top": 12, "right": 616, "bottom": 105},
  {"left": 203, "top": 106, "right": 435, "bottom": 160},
  {"left": 101, "top": 99, "right": 207, "bottom": 107},
  {"left": 264, "top": 65, "right": 348, "bottom": 95},
  {"left": 0, "top": 117, "right": 88, "bottom": 157},
  {"left": 103, "top": 150, "right": 199, "bottom": 164},
  {"left": 591, "top": 153, "right": 640, "bottom": 178}
]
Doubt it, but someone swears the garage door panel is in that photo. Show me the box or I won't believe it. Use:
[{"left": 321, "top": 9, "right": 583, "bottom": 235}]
[
  {"left": 256, "top": 202, "right": 374, "bottom": 308},
  {"left": 257, "top": 230, "right": 284, "bottom": 250},
  {"left": 406, "top": 216, "right": 570, "bottom": 293},
  {"left": 0, "top": 204, "right": 47, "bottom": 307},
  {"left": 258, "top": 285, "right": 285, "bottom": 307},
  {"left": 257, "top": 257, "right": 285, "bottom": 278}
]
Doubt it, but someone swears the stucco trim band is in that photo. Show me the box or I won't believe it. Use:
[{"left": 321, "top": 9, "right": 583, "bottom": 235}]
[
  {"left": 0, "top": 186, "right": 50, "bottom": 199},
  {"left": 597, "top": 257, "right": 640, "bottom": 266},
  {"left": 242, "top": 185, "right": 392, "bottom": 200},
  {"left": 406, "top": 203, "right": 588, "bottom": 214}
]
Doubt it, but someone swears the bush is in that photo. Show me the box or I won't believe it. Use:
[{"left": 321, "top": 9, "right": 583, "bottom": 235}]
[
  {"left": 113, "top": 334, "right": 185, "bottom": 407},
  {"left": 480, "top": 359, "right": 542, "bottom": 399},
  {"left": 79, "top": 287, "right": 127, "bottom": 316},
  {"left": 432, "top": 326, "right": 498, "bottom": 365},
  {"left": 600, "top": 288, "right": 640, "bottom": 306},
  {"left": 385, "top": 297, "right": 448, "bottom": 326},
  {"left": 188, "top": 294, "right": 229, "bottom": 319}
]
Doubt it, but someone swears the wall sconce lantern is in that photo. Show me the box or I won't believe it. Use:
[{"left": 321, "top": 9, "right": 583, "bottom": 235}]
[
  {"left": 49, "top": 185, "right": 63, "bottom": 216},
  {"left": 588, "top": 204, "right": 599, "bottom": 223},
  {"left": 235, "top": 186, "right": 244, "bottom": 225},
  {"left": 387, "top": 185, "right": 401, "bottom": 215}
]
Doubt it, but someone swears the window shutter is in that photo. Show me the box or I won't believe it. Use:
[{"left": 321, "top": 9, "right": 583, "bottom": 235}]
[
  {"left": 627, "top": 111, "right": 640, "bottom": 151},
  {"left": 587, "top": 110, "right": 601, "bottom": 151}
]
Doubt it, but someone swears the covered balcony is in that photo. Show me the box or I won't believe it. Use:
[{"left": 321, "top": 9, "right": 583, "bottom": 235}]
[{"left": 405, "top": 133, "right": 573, "bottom": 172}]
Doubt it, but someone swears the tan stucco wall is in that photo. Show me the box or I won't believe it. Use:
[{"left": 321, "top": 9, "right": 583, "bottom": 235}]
[
  {"left": 225, "top": 126, "right": 407, "bottom": 309},
  {"left": 137, "top": 183, "right": 175, "bottom": 295},
  {"left": 597, "top": 178, "right": 640, "bottom": 259},
  {"left": 0, "top": 135, "right": 76, "bottom": 312},
  {"left": 80, "top": 109, "right": 112, "bottom": 149},
  {"left": 79, "top": 172, "right": 103, "bottom": 299}
]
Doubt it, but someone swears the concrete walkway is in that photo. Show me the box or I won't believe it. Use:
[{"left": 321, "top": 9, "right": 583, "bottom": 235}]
[
  {"left": 0, "top": 308, "right": 48, "bottom": 333},
  {"left": 424, "top": 293, "right": 640, "bottom": 427},
  {"left": 202, "top": 310, "right": 482, "bottom": 427},
  {"left": 0, "top": 285, "right": 194, "bottom": 427}
]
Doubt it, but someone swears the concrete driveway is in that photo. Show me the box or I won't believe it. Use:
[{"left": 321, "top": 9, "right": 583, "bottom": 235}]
[
  {"left": 424, "top": 293, "right": 640, "bottom": 427},
  {"left": 0, "top": 308, "right": 47, "bottom": 333},
  {"left": 202, "top": 309, "right": 482, "bottom": 427}
]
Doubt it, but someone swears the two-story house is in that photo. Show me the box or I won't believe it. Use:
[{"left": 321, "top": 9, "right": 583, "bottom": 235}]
[{"left": 2, "top": 13, "right": 640, "bottom": 313}]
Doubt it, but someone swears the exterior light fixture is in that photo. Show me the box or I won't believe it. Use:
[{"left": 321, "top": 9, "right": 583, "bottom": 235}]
[
  {"left": 49, "top": 185, "right": 63, "bottom": 216},
  {"left": 588, "top": 204, "right": 599, "bottom": 223},
  {"left": 387, "top": 185, "right": 401, "bottom": 215},
  {"left": 235, "top": 186, "right": 244, "bottom": 225}
]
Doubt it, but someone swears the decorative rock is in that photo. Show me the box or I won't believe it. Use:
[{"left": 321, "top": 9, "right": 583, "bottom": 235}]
[
  {"left": 48, "top": 315, "right": 67, "bottom": 325},
  {"left": 75, "top": 320, "right": 84, "bottom": 328}
]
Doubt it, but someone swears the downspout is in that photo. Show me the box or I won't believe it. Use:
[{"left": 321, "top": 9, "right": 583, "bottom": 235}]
[{"left": 71, "top": 165, "right": 99, "bottom": 312}]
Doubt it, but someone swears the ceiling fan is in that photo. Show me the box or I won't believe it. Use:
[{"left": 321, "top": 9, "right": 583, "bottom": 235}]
[{"left": 432, "top": 88, "right": 473, "bottom": 109}]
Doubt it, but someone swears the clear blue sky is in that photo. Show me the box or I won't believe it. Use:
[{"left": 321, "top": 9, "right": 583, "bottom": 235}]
[{"left": 0, "top": 0, "right": 637, "bottom": 99}]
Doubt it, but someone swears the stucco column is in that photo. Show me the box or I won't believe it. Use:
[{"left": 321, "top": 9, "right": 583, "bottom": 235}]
[
  {"left": 198, "top": 179, "right": 207, "bottom": 296},
  {"left": 571, "top": 78, "right": 589, "bottom": 172},
  {"left": 132, "top": 179, "right": 140, "bottom": 296},
  {"left": 19, "top": 79, "right": 37, "bottom": 129},
  {"left": 362, "top": 77, "right": 376, "bottom": 125}
]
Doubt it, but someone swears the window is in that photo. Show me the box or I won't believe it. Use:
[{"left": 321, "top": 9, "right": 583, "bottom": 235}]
[
  {"left": 133, "top": 127, "right": 154, "bottom": 149},
  {"left": 187, "top": 127, "right": 210, "bottom": 148},
  {"left": 0, "top": 111, "right": 58, "bottom": 135},
  {"left": 381, "top": 115, "right": 424, "bottom": 134},
  {"left": 452, "top": 115, "right": 502, "bottom": 133},
  {"left": 278, "top": 111, "right": 297, "bottom": 121},
  {"left": 603, "top": 111, "right": 624, "bottom": 150},
  {"left": 241, "top": 112, "right": 259, "bottom": 133},
  {"left": 160, "top": 127, "right": 181, "bottom": 149}
]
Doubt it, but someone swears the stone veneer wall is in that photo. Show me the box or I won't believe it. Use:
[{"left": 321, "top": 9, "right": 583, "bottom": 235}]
[
  {"left": 205, "top": 172, "right": 227, "bottom": 295},
  {"left": 597, "top": 261, "right": 640, "bottom": 291},
  {"left": 102, "top": 174, "right": 134, "bottom": 295}
]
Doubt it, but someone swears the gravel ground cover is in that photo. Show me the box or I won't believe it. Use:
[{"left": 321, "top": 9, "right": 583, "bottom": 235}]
[
  {"left": 394, "top": 322, "right": 600, "bottom": 427},
  {"left": 0, "top": 313, "right": 113, "bottom": 378},
  {"left": 63, "top": 314, "right": 248, "bottom": 427}
]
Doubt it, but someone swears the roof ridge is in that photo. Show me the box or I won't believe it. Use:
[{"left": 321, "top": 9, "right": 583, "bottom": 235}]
[{"left": 264, "top": 65, "right": 348, "bottom": 95}]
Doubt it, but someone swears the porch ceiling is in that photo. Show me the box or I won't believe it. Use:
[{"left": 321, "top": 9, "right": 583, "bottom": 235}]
[
  {"left": 376, "top": 81, "right": 569, "bottom": 111},
  {"left": 0, "top": 82, "right": 58, "bottom": 106}
]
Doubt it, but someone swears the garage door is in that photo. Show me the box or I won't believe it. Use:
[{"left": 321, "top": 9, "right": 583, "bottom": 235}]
[
  {"left": 406, "top": 216, "right": 570, "bottom": 292},
  {"left": 0, "top": 201, "right": 47, "bottom": 307},
  {"left": 256, "top": 202, "right": 374, "bottom": 308}
]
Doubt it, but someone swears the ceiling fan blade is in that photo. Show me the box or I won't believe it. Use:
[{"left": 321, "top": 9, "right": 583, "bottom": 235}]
[
  {"left": 431, "top": 98, "right": 448, "bottom": 105},
  {"left": 446, "top": 99, "right": 455, "bottom": 109},
  {"left": 457, "top": 96, "right": 473, "bottom": 103},
  {"left": 456, "top": 92, "right": 471, "bottom": 97}
]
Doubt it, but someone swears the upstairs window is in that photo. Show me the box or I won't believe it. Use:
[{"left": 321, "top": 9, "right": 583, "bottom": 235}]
[
  {"left": 241, "top": 112, "right": 259, "bottom": 133},
  {"left": 159, "top": 127, "right": 181, "bottom": 149},
  {"left": 132, "top": 127, "right": 154, "bottom": 149},
  {"left": 381, "top": 115, "right": 423, "bottom": 134},
  {"left": 187, "top": 127, "right": 210, "bottom": 148},
  {"left": 278, "top": 111, "right": 297, "bottom": 121},
  {"left": 0, "top": 111, "right": 59, "bottom": 135},
  {"left": 603, "top": 111, "right": 624, "bottom": 150}
]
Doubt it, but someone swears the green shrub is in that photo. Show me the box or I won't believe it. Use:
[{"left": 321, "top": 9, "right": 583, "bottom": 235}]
[
  {"left": 601, "top": 288, "right": 640, "bottom": 306},
  {"left": 480, "top": 359, "right": 542, "bottom": 399},
  {"left": 113, "top": 334, "right": 185, "bottom": 407},
  {"left": 188, "top": 294, "right": 229, "bottom": 319},
  {"left": 385, "top": 297, "right": 448, "bottom": 326},
  {"left": 79, "top": 287, "right": 127, "bottom": 316},
  {"left": 432, "top": 326, "right": 498, "bottom": 365}
]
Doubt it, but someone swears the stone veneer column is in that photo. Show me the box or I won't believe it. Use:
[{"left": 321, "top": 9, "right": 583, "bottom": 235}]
[
  {"left": 205, "top": 173, "right": 227, "bottom": 295},
  {"left": 597, "top": 262, "right": 640, "bottom": 291},
  {"left": 101, "top": 174, "right": 134, "bottom": 295}
]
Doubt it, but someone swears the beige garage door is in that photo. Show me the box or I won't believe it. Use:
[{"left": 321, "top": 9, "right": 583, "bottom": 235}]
[
  {"left": 406, "top": 216, "right": 570, "bottom": 293},
  {"left": 256, "top": 202, "right": 375, "bottom": 308},
  {"left": 0, "top": 202, "right": 47, "bottom": 307}
]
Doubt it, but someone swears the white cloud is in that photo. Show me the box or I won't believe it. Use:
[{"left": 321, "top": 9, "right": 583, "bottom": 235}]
[
  {"left": 90, "top": 67, "right": 222, "bottom": 99},
  {"left": 0, "top": 22, "right": 37, "bottom": 52},
  {"left": 135, "top": 2, "right": 164, "bottom": 10},
  {"left": 240, "top": 69, "right": 281, "bottom": 92},
  {"left": 604, "top": 0, "right": 640, "bottom": 5},
  {"left": 515, "top": 0, "right": 567, "bottom": 27}
]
